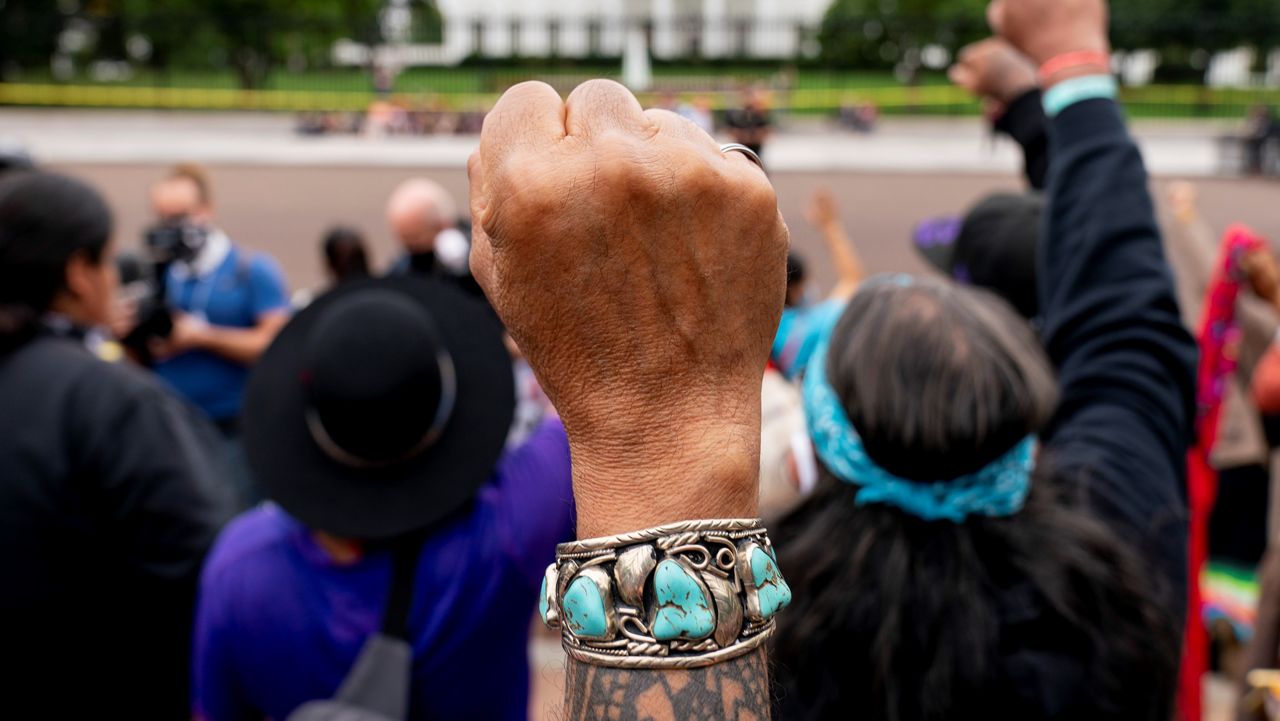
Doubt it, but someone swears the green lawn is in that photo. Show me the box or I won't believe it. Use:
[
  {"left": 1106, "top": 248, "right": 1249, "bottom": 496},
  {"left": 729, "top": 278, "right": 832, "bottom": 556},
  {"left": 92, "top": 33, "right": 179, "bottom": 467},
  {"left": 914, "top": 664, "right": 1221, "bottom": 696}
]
[{"left": 2, "top": 65, "right": 1277, "bottom": 118}]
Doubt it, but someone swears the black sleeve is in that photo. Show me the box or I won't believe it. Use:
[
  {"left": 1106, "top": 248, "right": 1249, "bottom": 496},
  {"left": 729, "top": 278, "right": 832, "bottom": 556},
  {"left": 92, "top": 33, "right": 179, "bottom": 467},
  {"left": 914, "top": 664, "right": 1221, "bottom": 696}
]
[
  {"left": 1037, "top": 99, "right": 1197, "bottom": 614},
  {"left": 69, "top": 371, "right": 237, "bottom": 717},
  {"left": 81, "top": 379, "right": 236, "bottom": 582},
  {"left": 994, "top": 89, "right": 1050, "bottom": 190}
]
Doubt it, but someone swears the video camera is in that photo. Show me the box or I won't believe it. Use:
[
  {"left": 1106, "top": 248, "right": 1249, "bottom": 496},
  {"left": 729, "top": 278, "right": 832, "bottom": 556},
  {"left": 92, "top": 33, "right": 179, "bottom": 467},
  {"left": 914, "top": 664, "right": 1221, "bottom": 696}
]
[{"left": 118, "top": 220, "right": 208, "bottom": 363}]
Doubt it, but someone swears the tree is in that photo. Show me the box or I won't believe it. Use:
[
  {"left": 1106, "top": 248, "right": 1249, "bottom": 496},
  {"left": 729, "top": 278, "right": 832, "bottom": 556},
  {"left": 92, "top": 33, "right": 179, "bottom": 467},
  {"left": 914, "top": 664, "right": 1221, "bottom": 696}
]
[
  {"left": 0, "top": 0, "right": 66, "bottom": 80},
  {"left": 119, "top": 0, "right": 382, "bottom": 88},
  {"left": 817, "top": 0, "right": 988, "bottom": 70}
]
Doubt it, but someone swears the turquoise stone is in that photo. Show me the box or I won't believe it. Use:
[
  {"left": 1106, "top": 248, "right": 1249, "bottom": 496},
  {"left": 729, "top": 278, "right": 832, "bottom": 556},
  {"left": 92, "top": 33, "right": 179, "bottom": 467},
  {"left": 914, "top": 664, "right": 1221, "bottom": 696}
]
[
  {"left": 538, "top": 577, "right": 549, "bottom": 625},
  {"left": 750, "top": 547, "right": 792, "bottom": 620},
  {"left": 562, "top": 576, "right": 609, "bottom": 640},
  {"left": 651, "top": 559, "right": 715, "bottom": 641}
]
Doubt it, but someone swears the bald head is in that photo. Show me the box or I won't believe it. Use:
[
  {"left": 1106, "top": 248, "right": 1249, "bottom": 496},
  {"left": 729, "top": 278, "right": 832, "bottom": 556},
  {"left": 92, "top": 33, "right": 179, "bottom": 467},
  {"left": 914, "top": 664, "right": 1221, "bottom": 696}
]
[{"left": 387, "top": 178, "right": 457, "bottom": 254}]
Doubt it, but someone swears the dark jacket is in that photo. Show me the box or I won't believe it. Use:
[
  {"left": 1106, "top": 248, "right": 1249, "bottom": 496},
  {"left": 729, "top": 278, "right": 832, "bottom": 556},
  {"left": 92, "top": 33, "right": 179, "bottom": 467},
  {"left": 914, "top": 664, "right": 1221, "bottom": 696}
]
[
  {"left": 0, "top": 333, "right": 235, "bottom": 718},
  {"left": 993, "top": 97, "right": 1194, "bottom": 720},
  {"left": 1038, "top": 98, "right": 1194, "bottom": 620},
  {"left": 995, "top": 88, "right": 1051, "bottom": 191},
  {"left": 991, "top": 93, "right": 1192, "bottom": 613}
]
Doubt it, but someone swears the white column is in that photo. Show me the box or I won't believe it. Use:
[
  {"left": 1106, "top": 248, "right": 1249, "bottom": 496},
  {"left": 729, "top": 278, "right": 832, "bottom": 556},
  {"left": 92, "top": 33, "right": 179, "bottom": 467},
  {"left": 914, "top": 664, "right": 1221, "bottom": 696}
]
[
  {"left": 437, "top": 0, "right": 475, "bottom": 65},
  {"left": 559, "top": 0, "right": 591, "bottom": 58},
  {"left": 518, "top": 0, "right": 551, "bottom": 57},
  {"left": 703, "top": 0, "right": 726, "bottom": 59},
  {"left": 600, "top": 0, "right": 629, "bottom": 57},
  {"left": 653, "top": 0, "right": 680, "bottom": 60}
]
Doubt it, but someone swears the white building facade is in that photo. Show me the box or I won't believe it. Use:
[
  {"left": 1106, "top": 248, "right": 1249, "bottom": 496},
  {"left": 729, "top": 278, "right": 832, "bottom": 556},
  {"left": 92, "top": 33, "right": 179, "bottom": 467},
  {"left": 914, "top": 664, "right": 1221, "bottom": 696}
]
[{"left": 347, "top": 0, "right": 834, "bottom": 66}]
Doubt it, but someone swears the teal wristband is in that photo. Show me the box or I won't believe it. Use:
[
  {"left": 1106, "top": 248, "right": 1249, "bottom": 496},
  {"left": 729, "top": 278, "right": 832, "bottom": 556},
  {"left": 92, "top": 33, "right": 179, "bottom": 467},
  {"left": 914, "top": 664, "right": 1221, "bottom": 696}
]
[{"left": 1042, "top": 74, "right": 1118, "bottom": 117}]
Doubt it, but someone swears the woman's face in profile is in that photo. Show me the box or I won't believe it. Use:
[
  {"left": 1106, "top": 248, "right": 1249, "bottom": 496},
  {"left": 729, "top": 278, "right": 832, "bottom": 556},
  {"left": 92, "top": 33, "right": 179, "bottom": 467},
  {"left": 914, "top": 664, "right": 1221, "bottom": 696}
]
[{"left": 71, "top": 240, "right": 120, "bottom": 329}]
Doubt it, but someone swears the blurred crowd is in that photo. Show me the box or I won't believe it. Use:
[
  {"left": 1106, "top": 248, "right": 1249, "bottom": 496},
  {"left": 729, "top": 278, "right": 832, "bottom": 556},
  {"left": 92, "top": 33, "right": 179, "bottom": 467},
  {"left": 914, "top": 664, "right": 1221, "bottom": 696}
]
[
  {"left": 4, "top": 1, "right": 1280, "bottom": 720},
  {"left": 293, "top": 84, "right": 878, "bottom": 141}
]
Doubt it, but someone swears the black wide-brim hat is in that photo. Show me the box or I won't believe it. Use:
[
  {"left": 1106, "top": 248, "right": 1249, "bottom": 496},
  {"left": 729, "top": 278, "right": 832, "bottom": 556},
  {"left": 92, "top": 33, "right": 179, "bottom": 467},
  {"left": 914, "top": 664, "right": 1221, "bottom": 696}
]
[
  {"left": 244, "top": 276, "right": 514, "bottom": 540},
  {"left": 911, "top": 192, "right": 1043, "bottom": 320}
]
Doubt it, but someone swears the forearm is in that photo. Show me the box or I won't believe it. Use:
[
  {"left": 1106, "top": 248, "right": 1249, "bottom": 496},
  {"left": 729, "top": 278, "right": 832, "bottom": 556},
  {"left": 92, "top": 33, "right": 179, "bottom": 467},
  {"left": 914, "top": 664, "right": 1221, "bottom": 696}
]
[
  {"left": 994, "top": 88, "right": 1050, "bottom": 189},
  {"left": 818, "top": 220, "right": 866, "bottom": 300},
  {"left": 565, "top": 647, "right": 770, "bottom": 721},
  {"left": 561, "top": 417, "right": 772, "bottom": 719},
  {"left": 192, "top": 316, "right": 284, "bottom": 365}
]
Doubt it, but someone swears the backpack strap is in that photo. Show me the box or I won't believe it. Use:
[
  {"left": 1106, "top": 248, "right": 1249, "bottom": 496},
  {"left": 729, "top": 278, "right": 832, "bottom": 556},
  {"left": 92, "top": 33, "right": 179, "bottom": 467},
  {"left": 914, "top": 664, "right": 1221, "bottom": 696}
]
[{"left": 381, "top": 531, "right": 427, "bottom": 641}]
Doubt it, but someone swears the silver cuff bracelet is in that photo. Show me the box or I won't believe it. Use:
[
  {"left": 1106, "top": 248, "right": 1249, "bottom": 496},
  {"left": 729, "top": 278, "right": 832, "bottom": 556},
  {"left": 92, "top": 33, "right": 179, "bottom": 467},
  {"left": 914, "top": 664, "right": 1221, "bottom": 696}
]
[{"left": 538, "top": 518, "right": 792, "bottom": 669}]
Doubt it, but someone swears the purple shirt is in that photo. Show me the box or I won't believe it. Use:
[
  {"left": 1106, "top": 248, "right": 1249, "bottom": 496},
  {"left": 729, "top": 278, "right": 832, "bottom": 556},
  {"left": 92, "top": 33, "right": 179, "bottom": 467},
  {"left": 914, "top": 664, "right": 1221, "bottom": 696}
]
[{"left": 193, "top": 419, "right": 573, "bottom": 721}]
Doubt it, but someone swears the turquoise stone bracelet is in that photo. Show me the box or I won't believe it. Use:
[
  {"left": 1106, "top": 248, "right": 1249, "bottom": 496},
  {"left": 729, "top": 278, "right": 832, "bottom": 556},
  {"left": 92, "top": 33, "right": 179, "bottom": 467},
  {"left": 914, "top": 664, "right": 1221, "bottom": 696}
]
[{"left": 540, "top": 518, "right": 790, "bottom": 669}]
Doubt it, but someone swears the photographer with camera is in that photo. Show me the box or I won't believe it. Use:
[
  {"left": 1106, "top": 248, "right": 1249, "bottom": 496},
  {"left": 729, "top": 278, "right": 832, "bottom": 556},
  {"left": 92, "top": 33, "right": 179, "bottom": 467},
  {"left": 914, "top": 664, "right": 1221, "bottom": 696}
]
[{"left": 136, "top": 164, "right": 290, "bottom": 507}]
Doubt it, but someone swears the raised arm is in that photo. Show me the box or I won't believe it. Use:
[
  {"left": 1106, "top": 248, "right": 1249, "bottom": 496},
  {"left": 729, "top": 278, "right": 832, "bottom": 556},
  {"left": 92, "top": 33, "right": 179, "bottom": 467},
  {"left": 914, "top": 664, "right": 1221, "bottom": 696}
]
[
  {"left": 806, "top": 188, "right": 866, "bottom": 301},
  {"left": 469, "top": 80, "right": 788, "bottom": 720},
  {"left": 994, "top": 0, "right": 1197, "bottom": 585}
]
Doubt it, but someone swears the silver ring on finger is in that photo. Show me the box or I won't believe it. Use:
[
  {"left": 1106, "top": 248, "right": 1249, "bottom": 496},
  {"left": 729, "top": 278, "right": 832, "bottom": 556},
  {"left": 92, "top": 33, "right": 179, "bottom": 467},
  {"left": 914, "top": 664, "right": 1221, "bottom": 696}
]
[{"left": 719, "top": 143, "right": 765, "bottom": 171}]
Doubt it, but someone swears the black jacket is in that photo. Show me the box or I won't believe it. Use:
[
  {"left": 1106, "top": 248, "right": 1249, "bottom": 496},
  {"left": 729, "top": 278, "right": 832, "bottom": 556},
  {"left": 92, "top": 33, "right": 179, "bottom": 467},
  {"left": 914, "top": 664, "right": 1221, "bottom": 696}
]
[
  {"left": 0, "top": 333, "right": 235, "bottom": 718},
  {"left": 992, "top": 97, "right": 1195, "bottom": 720},
  {"left": 1038, "top": 98, "right": 1194, "bottom": 618},
  {"left": 996, "top": 88, "right": 1051, "bottom": 190}
]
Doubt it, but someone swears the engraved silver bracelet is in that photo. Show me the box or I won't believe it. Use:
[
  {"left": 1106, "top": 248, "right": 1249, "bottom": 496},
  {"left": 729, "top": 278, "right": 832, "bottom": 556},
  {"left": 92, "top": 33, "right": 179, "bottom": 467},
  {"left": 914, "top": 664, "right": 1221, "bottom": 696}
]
[{"left": 538, "top": 518, "right": 792, "bottom": 669}]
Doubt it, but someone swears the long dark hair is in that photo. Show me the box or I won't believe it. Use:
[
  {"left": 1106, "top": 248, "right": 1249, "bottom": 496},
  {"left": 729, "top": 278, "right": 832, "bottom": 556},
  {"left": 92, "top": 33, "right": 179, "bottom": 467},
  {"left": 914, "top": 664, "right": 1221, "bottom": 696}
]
[
  {"left": 0, "top": 172, "right": 112, "bottom": 354},
  {"left": 771, "top": 278, "right": 1178, "bottom": 721},
  {"left": 322, "top": 225, "right": 371, "bottom": 284}
]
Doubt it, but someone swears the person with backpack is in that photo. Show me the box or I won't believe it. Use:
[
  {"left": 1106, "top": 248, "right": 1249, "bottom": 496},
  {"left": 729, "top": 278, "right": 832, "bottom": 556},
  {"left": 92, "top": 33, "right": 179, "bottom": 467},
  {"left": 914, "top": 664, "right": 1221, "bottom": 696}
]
[{"left": 192, "top": 276, "right": 573, "bottom": 721}]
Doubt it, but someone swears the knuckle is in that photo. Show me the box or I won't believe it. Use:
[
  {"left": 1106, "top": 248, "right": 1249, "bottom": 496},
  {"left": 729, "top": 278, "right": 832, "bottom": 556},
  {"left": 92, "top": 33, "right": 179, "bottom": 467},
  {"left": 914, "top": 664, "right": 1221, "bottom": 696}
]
[
  {"left": 672, "top": 156, "right": 721, "bottom": 198},
  {"left": 742, "top": 177, "right": 780, "bottom": 216}
]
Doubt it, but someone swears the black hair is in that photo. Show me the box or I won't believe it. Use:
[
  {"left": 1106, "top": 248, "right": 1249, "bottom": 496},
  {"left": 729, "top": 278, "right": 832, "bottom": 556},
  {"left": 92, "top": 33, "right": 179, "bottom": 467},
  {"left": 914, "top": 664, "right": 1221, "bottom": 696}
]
[
  {"left": 785, "top": 252, "right": 807, "bottom": 307},
  {"left": 322, "top": 226, "right": 371, "bottom": 284},
  {"left": 0, "top": 172, "right": 112, "bottom": 354},
  {"left": 786, "top": 252, "right": 806, "bottom": 287},
  {"left": 771, "top": 278, "right": 1178, "bottom": 721}
]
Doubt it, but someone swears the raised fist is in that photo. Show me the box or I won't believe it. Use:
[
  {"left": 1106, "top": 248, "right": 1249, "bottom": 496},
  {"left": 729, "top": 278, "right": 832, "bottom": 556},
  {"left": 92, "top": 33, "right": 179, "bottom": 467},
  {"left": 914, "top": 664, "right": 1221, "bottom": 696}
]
[
  {"left": 469, "top": 80, "right": 790, "bottom": 536},
  {"left": 949, "top": 38, "right": 1038, "bottom": 111},
  {"left": 988, "top": 0, "right": 1110, "bottom": 66}
]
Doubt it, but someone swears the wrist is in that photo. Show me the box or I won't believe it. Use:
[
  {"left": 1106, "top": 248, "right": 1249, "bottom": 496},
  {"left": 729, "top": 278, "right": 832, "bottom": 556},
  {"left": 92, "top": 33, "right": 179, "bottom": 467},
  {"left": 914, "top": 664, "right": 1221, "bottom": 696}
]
[
  {"left": 997, "top": 82, "right": 1038, "bottom": 106},
  {"left": 565, "top": 412, "right": 761, "bottom": 538},
  {"left": 1041, "top": 63, "right": 1111, "bottom": 91},
  {"left": 1038, "top": 49, "right": 1111, "bottom": 88},
  {"left": 1042, "top": 73, "right": 1117, "bottom": 117}
]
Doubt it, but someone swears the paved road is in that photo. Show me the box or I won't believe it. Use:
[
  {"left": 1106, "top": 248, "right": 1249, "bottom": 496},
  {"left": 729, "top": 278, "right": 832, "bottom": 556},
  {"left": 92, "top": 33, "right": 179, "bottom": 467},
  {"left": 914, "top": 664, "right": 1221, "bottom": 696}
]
[
  {"left": 6, "top": 106, "right": 1239, "bottom": 175},
  {"left": 48, "top": 161, "right": 1280, "bottom": 296}
]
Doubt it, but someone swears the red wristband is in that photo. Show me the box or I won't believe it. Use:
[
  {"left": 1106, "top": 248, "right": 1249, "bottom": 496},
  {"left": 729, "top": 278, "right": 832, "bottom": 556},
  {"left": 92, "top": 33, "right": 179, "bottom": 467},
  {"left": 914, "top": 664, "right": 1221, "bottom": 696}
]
[{"left": 1038, "top": 51, "right": 1111, "bottom": 85}]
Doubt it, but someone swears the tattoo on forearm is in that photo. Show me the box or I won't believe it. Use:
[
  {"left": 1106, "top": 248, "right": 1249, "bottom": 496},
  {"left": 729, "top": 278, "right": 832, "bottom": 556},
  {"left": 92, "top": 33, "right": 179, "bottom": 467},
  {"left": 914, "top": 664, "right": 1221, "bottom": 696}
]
[{"left": 562, "top": 648, "right": 771, "bottom": 721}]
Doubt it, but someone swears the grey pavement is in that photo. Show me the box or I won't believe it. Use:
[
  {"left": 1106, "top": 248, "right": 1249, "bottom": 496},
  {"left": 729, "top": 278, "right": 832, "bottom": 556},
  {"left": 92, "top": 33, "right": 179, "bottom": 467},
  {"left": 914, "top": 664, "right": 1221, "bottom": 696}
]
[{"left": 0, "top": 107, "right": 1242, "bottom": 176}]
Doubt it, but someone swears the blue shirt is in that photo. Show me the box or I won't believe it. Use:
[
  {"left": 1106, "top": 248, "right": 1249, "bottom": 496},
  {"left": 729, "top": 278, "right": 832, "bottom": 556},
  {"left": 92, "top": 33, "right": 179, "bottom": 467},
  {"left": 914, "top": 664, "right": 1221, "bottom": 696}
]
[
  {"left": 193, "top": 419, "right": 575, "bottom": 721},
  {"left": 771, "top": 299, "right": 846, "bottom": 380},
  {"left": 155, "top": 245, "right": 289, "bottom": 421}
]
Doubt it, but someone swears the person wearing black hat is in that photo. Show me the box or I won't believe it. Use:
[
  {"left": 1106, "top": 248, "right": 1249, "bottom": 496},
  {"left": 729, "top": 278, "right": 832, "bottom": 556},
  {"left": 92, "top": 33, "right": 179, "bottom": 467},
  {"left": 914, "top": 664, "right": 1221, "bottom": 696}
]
[
  {"left": 912, "top": 192, "right": 1044, "bottom": 321},
  {"left": 192, "top": 277, "right": 573, "bottom": 721}
]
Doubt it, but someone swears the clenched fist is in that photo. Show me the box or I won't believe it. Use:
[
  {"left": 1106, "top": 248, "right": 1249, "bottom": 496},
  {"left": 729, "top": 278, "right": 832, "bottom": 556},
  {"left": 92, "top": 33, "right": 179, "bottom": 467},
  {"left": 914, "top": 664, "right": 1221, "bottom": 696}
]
[
  {"left": 469, "top": 80, "right": 790, "bottom": 537},
  {"left": 949, "top": 38, "right": 1037, "bottom": 116},
  {"left": 988, "top": 0, "right": 1110, "bottom": 66}
]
